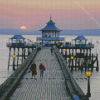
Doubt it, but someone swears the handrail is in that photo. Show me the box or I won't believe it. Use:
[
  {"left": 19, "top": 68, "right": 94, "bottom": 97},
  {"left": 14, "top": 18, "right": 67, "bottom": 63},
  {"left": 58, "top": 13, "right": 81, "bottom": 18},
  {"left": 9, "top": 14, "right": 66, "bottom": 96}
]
[
  {"left": 54, "top": 47, "right": 89, "bottom": 100},
  {"left": 0, "top": 47, "right": 39, "bottom": 100}
]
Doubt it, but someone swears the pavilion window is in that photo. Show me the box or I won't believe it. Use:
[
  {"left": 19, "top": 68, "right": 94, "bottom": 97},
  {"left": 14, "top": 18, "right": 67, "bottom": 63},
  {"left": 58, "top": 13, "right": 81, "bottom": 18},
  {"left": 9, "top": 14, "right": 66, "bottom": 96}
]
[
  {"left": 53, "top": 31, "right": 55, "bottom": 33},
  {"left": 46, "top": 31, "right": 49, "bottom": 33}
]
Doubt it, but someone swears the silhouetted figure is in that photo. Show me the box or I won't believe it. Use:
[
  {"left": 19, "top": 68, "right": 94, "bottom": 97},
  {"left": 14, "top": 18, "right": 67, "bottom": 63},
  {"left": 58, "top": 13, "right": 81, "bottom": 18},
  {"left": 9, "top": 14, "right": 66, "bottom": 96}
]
[{"left": 30, "top": 62, "right": 37, "bottom": 78}]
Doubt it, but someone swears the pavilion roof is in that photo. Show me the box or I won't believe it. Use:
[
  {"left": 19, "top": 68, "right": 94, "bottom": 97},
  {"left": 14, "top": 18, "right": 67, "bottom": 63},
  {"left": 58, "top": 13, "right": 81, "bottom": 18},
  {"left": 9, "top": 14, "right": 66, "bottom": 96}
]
[
  {"left": 74, "top": 36, "right": 87, "bottom": 40},
  {"left": 40, "top": 20, "right": 61, "bottom": 31},
  {"left": 10, "top": 35, "right": 26, "bottom": 39}
]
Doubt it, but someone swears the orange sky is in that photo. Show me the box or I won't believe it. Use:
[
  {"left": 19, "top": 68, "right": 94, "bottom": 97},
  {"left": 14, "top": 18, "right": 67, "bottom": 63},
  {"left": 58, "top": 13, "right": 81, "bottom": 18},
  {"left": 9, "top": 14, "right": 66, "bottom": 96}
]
[{"left": 0, "top": 0, "right": 100, "bottom": 30}]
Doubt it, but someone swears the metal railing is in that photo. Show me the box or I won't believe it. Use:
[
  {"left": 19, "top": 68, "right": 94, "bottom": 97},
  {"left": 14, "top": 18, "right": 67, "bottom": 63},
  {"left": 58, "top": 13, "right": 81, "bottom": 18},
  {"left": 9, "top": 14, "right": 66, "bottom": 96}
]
[
  {"left": 56, "top": 43, "right": 94, "bottom": 49},
  {"left": 66, "top": 44, "right": 94, "bottom": 48},
  {"left": 0, "top": 47, "right": 39, "bottom": 100},
  {"left": 54, "top": 47, "right": 89, "bottom": 100},
  {"left": 6, "top": 43, "right": 37, "bottom": 47}
]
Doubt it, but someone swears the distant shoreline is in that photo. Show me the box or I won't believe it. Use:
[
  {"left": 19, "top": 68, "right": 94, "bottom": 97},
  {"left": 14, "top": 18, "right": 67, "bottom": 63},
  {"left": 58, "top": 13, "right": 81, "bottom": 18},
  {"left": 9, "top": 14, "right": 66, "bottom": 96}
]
[
  {"left": 0, "top": 29, "right": 100, "bottom": 36},
  {"left": 0, "top": 34, "right": 100, "bottom": 36}
]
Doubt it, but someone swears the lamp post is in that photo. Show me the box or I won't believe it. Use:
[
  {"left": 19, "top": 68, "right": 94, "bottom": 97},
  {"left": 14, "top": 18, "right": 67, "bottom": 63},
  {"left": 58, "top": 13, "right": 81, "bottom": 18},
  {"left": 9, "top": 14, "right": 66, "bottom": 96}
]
[
  {"left": 70, "top": 56, "right": 74, "bottom": 72},
  {"left": 70, "top": 56, "right": 74, "bottom": 60},
  {"left": 86, "top": 71, "right": 92, "bottom": 98},
  {"left": 13, "top": 55, "right": 16, "bottom": 70},
  {"left": 61, "top": 45, "right": 63, "bottom": 54},
  {"left": 64, "top": 49, "right": 67, "bottom": 60},
  {"left": 32, "top": 43, "right": 34, "bottom": 47},
  {"left": 56, "top": 41, "right": 58, "bottom": 47},
  {"left": 57, "top": 43, "right": 60, "bottom": 51}
]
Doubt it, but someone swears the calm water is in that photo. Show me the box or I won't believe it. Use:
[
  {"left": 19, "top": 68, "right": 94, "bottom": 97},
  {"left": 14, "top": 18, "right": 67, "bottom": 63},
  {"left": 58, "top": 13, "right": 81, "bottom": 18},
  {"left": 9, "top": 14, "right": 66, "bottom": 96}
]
[{"left": 0, "top": 35, "right": 100, "bottom": 100}]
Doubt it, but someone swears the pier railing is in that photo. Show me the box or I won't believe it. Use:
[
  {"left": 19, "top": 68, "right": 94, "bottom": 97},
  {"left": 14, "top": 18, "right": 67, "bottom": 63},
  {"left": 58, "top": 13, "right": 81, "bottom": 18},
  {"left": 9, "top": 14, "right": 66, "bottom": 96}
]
[
  {"left": 6, "top": 42, "right": 37, "bottom": 47},
  {"left": 54, "top": 47, "right": 88, "bottom": 100},
  {"left": 56, "top": 44, "right": 94, "bottom": 49},
  {"left": 0, "top": 48, "right": 38, "bottom": 100}
]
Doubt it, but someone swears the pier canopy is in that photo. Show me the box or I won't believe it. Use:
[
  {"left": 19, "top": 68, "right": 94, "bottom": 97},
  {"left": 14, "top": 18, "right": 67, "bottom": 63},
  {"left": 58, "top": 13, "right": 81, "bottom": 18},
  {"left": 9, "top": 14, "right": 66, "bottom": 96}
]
[
  {"left": 40, "top": 20, "right": 61, "bottom": 31},
  {"left": 7, "top": 35, "right": 27, "bottom": 47},
  {"left": 72, "top": 36, "right": 87, "bottom": 45},
  {"left": 7, "top": 35, "right": 35, "bottom": 47},
  {"left": 10, "top": 35, "right": 26, "bottom": 39},
  {"left": 74, "top": 36, "right": 87, "bottom": 40}
]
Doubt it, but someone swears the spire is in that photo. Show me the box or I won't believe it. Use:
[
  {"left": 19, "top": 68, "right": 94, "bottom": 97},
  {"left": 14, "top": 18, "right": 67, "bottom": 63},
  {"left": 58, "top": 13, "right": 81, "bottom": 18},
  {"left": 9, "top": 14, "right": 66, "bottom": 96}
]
[
  {"left": 40, "top": 16, "right": 61, "bottom": 31},
  {"left": 50, "top": 15, "right": 52, "bottom": 20}
]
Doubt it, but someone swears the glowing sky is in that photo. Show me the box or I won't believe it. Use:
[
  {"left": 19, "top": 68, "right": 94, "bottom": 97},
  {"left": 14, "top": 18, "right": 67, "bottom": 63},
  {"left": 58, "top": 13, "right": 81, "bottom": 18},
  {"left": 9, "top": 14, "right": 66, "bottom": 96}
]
[{"left": 0, "top": 0, "right": 100, "bottom": 30}]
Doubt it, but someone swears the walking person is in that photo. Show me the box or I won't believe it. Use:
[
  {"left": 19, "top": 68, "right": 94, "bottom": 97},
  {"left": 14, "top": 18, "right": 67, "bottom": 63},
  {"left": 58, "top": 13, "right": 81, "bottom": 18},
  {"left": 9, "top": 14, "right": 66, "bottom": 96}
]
[
  {"left": 51, "top": 47, "right": 53, "bottom": 55},
  {"left": 73, "top": 90, "right": 80, "bottom": 100},
  {"left": 39, "top": 63, "right": 46, "bottom": 79},
  {"left": 30, "top": 62, "right": 37, "bottom": 79}
]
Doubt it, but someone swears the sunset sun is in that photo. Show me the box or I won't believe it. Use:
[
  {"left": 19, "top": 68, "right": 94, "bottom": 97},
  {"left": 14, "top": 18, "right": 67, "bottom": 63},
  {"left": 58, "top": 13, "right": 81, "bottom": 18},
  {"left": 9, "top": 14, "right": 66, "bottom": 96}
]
[{"left": 20, "top": 26, "right": 27, "bottom": 30}]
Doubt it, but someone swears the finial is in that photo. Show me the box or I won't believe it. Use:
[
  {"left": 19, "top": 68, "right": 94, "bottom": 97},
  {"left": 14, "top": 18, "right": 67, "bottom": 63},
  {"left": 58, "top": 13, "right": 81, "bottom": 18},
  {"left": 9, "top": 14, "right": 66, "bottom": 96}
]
[{"left": 50, "top": 15, "right": 52, "bottom": 20}]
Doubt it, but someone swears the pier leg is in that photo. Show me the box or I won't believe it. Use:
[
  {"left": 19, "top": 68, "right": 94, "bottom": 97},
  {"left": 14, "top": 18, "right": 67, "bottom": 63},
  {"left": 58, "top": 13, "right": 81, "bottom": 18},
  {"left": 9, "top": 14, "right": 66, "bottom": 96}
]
[
  {"left": 66, "top": 50, "right": 67, "bottom": 62},
  {"left": 22, "top": 48, "right": 23, "bottom": 63},
  {"left": 87, "top": 49, "right": 89, "bottom": 71},
  {"left": 13, "top": 48, "right": 15, "bottom": 70},
  {"left": 96, "top": 54, "right": 99, "bottom": 71},
  {"left": 71, "top": 49, "right": 74, "bottom": 72},
  {"left": 8, "top": 47, "right": 11, "bottom": 70},
  {"left": 91, "top": 54, "right": 93, "bottom": 71},
  {"left": 13, "top": 58, "right": 15, "bottom": 70},
  {"left": 61, "top": 49, "right": 63, "bottom": 54},
  {"left": 24, "top": 48, "right": 25, "bottom": 59},
  {"left": 78, "top": 49, "right": 81, "bottom": 70},
  {"left": 65, "top": 51, "right": 66, "bottom": 60},
  {"left": 71, "top": 59, "right": 73, "bottom": 73},
  {"left": 75, "top": 49, "right": 77, "bottom": 71},
  {"left": 69, "top": 49, "right": 71, "bottom": 68},
  {"left": 32, "top": 48, "right": 34, "bottom": 53},
  {"left": 28, "top": 48, "right": 30, "bottom": 56},
  {"left": 59, "top": 48, "right": 60, "bottom": 53},
  {"left": 85, "top": 53, "right": 88, "bottom": 72},
  {"left": 83, "top": 49, "right": 85, "bottom": 71},
  {"left": 17, "top": 48, "right": 19, "bottom": 69}
]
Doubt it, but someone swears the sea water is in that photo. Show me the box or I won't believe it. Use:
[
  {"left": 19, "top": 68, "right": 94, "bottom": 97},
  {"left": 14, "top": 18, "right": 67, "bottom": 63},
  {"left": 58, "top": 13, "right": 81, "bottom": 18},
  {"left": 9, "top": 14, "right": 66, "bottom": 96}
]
[{"left": 0, "top": 35, "right": 100, "bottom": 100}]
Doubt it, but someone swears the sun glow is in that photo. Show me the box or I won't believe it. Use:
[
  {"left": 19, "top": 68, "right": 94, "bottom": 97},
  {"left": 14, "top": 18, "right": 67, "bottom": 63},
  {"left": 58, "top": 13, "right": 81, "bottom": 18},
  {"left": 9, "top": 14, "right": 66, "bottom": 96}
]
[{"left": 20, "top": 26, "right": 27, "bottom": 30}]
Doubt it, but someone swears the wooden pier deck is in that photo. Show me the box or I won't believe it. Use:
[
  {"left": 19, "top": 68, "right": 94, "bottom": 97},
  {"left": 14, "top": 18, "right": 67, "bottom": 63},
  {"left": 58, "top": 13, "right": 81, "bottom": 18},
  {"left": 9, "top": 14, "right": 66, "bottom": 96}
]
[{"left": 9, "top": 48, "right": 72, "bottom": 100}]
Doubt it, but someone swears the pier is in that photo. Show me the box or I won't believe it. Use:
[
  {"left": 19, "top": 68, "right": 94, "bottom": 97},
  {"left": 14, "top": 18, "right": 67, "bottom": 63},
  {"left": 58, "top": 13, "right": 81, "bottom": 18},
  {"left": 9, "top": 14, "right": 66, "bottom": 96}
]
[
  {"left": 6, "top": 35, "right": 40, "bottom": 70},
  {"left": 0, "top": 18, "right": 98, "bottom": 100},
  {"left": 56, "top": 36, "right": 99, "bottom": 72},
  {"left": 0, "top": 47, "right": 88, "bottom": 100}
]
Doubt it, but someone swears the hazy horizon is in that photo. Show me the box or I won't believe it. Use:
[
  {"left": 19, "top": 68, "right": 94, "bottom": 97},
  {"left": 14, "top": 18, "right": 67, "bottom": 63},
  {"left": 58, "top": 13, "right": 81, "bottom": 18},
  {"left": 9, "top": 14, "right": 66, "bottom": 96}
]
[
  {"left": 0, "top": 28, "right": 100, "bottom": 31},
  {"left": 0, "top": 29, "right": 100, "bottom": 36}
]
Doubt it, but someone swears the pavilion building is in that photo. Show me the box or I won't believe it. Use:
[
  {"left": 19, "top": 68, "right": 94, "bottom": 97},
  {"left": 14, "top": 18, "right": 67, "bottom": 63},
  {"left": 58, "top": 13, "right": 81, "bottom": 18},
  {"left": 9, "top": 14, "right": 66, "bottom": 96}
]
[{"left": 37, "top": 17, "right": 64, "bottom": 45}]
